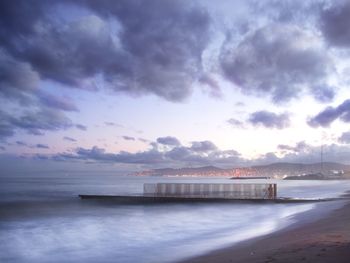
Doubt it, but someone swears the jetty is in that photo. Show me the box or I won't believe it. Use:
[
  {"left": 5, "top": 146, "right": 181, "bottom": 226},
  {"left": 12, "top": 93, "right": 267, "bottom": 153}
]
[{"left": 78, "top": 182, "right": 346, "bottom": 204}]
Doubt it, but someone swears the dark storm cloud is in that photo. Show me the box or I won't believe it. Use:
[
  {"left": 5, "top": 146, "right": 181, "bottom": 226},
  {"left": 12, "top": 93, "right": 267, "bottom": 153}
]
[
  {"left": 308, "top": 99, "right": 350, "bottom": 128},
  {"left": 248, "top": 111, "right": 290, "bottom": 129},
  {"left": 220, "top": 24, "right": 333, "bottom": 103},
  {"left": 122, "top": 136, "right": 135, "bottom": 141},
  {"left": 0, "top": 0, "right": 212, "bottom": 102},
  {"left": 156, "top": 136, "right": 181, "bottom": 146},
  {"left": 339, "top": 131, "right": 350, "bottom": 144},
  {"left": 320, "top": 0, "right": 350, "bottom": 47},
  {"left": 63, "top": 136, "right": 77, "bottom": 142}
]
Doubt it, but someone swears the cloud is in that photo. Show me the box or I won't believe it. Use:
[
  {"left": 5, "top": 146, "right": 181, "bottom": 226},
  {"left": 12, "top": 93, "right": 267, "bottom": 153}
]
[
  {"left": 36, "top": 143, "right": 49, "bottom": 149},
  {"left": 0, "top": 108, "right": 74, "bottom": 138},
  {"left": 312, "top": 85, "right": 336, "bottom": 103},
  {"left": 0, "top": 0, "right": 212, "bottom": 102},
  {"left": 308, "top": 99, "right": 350, "bottom": 128},
  {"left": 220, "top": 24, "right": 333, "bottom": 103},
  {"left": 76, "top": 146, "right": 115, "bottom": 161},
  {"left": 338, "top": 131, "right": 350, "bottom": 144},
  {"left": 0, "top": 123, "right": 15, "bottom": 140},
  {"left": 190, "top": 140, "right": 217, "bottom": 152},
  {"left": 64, "top": 146, "right": 165, "bottom": 164},
  {"left": 277, "top": 141, "right": 309, "bottom": 153},
  {"left": 48, "top": 139, "right": 243, "bottom": 167},
  {"left": 254, "top": 0, "right": 322, "bottom": 24},
  {"left": 227, "top": 118, "right": 244, "bottom": 128},
  {"left": 165, "top": 146, "right": 193, "bottom": 161},
  {"left": 37, "top": 92, "right": 78, "bottom": 112},
  {"left": 156, "top": 136, "right": 181, "bottom": 146},
  {"left": 122, "top": 136, "right": 135, "bottom": 141},
  {"left": 75, "top": 124, "right": 87, "bottom": 131},
  {"left": 0, "top": 51, "right": 39, "bottom": 104},
  {"left": 86, "top": 0, "right": 211, "bottom": 101},
  {"left": 63, "top": 136, "right": 77, "bottom": 142},
  {"left": 16, "top": 141, "right": 28, "bottom": 147},
  {"left": 15, "top": 141, "right": 49, "bottom": 149},
  {"left": 14, "top": 137, "right": 350, "bottom": 168},
  {"left": 198, "top": 74, "right": 223, "bottom": 98},
  {"left": 0, "top": 0, "right": 46, "bottom": 50},
  {"left": 320, "top": 1, "right": 350, "bottom": 47},
  {"left": 104, "top": 122, "right": 123, "bottom": 127},
  {"left": 235, "top": 102, "right": 245, "bottom": 107},
  {"left": 273, "top": 143, "right": 350, "bottom": 165},
  {"left": 248, "top": 111, "right": 290, "bottom": 129},
  {"left": 0, "top": 0, "right": 213, "bottom": 144},
  {"left": 12, "top": 108, "right": 73, "bottom": 133}
]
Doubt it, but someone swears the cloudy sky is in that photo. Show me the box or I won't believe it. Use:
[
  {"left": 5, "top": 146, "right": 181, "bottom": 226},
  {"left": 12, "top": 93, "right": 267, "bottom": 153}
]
[{"left": 1, "top": 0, "right": 350, "bottom": 174}]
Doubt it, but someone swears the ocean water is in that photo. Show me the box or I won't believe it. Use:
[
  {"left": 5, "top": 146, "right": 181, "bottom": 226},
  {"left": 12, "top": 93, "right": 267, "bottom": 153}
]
[{"left": 1, "top": 174, "right": 350, "bottom": 263}]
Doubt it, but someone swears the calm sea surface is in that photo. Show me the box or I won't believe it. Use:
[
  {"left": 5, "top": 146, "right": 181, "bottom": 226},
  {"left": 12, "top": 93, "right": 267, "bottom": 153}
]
[{"left": 1, "top": 174, "right": 350, "bottom": 263}]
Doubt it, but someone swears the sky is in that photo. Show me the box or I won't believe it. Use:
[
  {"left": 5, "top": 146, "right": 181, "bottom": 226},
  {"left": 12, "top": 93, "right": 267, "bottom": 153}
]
[{"left": 1, "top": 0, "right": 350, "bottom": 174}]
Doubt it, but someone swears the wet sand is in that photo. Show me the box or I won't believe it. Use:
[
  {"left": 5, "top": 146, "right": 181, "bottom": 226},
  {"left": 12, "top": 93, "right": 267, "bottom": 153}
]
[{"left": 180, "top": 199, "right": 350, "bottom": 263}]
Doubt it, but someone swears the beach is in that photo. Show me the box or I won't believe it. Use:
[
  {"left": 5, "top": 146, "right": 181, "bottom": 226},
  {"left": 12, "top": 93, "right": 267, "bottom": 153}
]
[{"left": 180, "top": 198, "right": 350, "bottom": 263}]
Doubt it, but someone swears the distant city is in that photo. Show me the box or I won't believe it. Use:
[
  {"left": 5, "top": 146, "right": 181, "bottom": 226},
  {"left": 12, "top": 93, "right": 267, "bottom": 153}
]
[{"left": 134, "top": 162, "right": 350, "bottom": 179}]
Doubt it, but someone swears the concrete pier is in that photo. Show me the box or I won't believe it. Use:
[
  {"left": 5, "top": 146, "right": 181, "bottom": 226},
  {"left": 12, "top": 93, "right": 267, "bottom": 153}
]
[
  {"left": 78, "top": 194, "right": 339, "bottom": 204},
  {"left": 79, "top": 183, "right": 348, "bottom": 204}
]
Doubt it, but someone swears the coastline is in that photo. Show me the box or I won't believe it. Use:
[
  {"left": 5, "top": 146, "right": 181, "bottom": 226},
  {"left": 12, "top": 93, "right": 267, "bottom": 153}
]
[{"left": 179, "top": 198, "right": 350, "bottom": 263}]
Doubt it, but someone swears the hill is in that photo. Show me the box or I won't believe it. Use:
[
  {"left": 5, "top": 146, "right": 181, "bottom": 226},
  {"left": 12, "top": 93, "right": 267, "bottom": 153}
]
[{"left": 134, "top": 162, "right": 350, "bottom": 178}]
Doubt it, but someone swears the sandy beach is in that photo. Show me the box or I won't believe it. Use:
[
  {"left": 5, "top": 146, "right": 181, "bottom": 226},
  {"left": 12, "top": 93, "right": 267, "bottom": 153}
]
[{"left": 180, "top": 198, "right": 350, "bottom": 263}]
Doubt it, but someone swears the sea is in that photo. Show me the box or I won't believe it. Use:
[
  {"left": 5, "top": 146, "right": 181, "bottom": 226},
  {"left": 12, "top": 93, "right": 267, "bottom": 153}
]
[{"left": 1, "top": 173, "right": 350, "bottom": 263}]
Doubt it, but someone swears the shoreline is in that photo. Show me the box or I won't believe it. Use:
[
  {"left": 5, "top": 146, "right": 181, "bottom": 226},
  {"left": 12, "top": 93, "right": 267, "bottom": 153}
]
[{"left": 179, "top": 198, "right": 350, "bottom": 263}]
